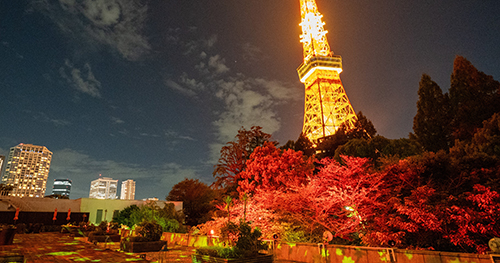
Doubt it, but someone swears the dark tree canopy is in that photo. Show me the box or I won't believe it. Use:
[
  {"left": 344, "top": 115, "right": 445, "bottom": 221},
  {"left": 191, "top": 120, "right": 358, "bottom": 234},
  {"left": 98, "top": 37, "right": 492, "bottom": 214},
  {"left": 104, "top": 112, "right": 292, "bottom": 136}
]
[
  {"left": 316, "top": 112, "right": 376, "bottom": 159},
  {"left": 44, "top": 194, "right": 69, "bottom": 199},
  {"left": 167, "top": 178, "right": 216, "bottom": 226},
  {"left": 469, "top": 112, "right": 500, "bottom": 158},
  {"left": 413, "top": 74, "right": 451, "bottom": 152},
  {"left": 335, "top": 136, "right": 422, "bottom": 167},
  {"left": 347, "top": 111, "right": 377, "bottom": 140},
  {"left": 294, "top": 132, "right": 315, "bottom": 157},
  {"left": 449, "top": 56, "right": 500, "bottom": 142},
  {"left": 316, "top": 125, "right": 348, "bottom": 159}
]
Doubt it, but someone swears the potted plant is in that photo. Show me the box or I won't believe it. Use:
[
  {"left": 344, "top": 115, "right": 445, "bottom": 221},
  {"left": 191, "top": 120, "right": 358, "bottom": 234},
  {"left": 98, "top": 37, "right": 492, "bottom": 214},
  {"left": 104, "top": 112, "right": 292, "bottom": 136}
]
[
  {"left": 88, "top": 221, "right": 121, "bottom": 243},
  {"left": 120, "top": 220, "right": 167, "bottom": 253},
  {"left": 192, "top": 220, "right": 273, "bottom": 263}
]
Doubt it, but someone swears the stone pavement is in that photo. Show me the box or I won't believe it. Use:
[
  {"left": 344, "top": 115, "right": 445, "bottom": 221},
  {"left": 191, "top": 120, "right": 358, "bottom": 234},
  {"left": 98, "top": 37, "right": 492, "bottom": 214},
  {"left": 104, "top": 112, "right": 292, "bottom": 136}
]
[{"left": 0, "top": 232, "right": 196, "bottom": 262}]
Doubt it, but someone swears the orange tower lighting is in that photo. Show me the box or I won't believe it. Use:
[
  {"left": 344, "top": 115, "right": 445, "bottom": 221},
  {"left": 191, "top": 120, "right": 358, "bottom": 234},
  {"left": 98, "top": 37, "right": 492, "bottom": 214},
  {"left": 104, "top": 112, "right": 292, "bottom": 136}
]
[{"left": 297, "top": 0, "right": 357, "bottom": 143}]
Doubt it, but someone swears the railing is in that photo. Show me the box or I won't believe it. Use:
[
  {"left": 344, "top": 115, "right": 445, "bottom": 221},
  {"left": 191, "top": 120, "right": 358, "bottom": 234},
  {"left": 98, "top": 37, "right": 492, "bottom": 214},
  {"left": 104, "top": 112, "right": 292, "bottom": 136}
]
[{"left": 163, "top": 232, "right": 496, "bottom": 263}]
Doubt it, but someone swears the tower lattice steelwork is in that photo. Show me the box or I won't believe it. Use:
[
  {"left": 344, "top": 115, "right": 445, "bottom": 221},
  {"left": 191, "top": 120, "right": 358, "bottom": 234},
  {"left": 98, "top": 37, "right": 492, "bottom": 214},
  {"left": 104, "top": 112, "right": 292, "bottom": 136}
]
[{"left": 297, "top": 0, "right": 357, "bottom": 143}]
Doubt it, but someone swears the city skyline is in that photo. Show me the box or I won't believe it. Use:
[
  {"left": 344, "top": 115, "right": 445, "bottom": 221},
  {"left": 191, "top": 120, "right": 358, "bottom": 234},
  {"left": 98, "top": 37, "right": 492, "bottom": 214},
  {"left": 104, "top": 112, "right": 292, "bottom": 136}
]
[{"left": 1, "top": 1, "right": 499, "bottom": 199}]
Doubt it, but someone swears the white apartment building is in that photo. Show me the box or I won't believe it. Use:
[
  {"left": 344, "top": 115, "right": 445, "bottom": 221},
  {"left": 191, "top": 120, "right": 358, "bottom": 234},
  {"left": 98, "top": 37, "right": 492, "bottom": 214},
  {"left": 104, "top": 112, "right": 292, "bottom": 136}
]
[{"left": 89, "top": 177, "right": 118, "bottom": 199}]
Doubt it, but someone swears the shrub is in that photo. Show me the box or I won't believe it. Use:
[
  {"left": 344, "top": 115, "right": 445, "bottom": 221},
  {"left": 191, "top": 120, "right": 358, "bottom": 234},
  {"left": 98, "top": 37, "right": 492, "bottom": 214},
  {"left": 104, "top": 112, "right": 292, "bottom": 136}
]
[
  {"left": 195, "top": 220, "right": 267, "bottom": 258},
  {"left": 135, "top": 221, "right": 163, "bottom": 242},
  {"left": 195, "top": 246, "right": 238, "bottom": 259}
]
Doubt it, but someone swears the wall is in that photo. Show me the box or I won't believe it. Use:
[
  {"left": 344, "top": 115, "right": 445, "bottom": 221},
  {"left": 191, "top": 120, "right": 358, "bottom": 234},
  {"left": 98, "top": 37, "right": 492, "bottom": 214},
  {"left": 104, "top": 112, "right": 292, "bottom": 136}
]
[
  {"left": 0, "top": 197, "right": 182, "bottom": 226},
  {"left": 0, "top": 197, "right": 82, "bottom": 212},
  {"left": 163, "top": 232, "right": 497, "bottom": 263},
  {"left": 0, "top": 211, "right": 88, "bottom": 225},
  {"left": 80, "top": 198, "right": 182, "bottom": 225}
]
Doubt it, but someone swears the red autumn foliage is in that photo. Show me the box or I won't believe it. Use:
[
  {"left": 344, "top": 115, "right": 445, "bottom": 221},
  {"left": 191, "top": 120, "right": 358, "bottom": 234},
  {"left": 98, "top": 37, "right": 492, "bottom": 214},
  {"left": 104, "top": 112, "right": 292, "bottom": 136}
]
[
  {"left": 445, "top": 184, "right": 500, "bottom": 253},
  {"left": 238, "top": 142, "right": 314, "bottom": 195},
  {"left": 209, "top": 134, "right": 500, "bottom": 253},
  {"left": 253, "top": 156, "right": 386, "bottom": 240},
  {"left": 212, "top": 126, "right": 274, "bottom": 197}
]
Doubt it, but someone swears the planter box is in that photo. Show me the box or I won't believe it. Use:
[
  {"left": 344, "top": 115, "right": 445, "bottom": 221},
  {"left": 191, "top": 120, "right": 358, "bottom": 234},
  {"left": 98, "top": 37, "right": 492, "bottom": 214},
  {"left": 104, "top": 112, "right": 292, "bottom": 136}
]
[
  {"left": 62, "top": 226, "right": 87, "bottom": 237},
  {"left": 0, "top": 255, "right": 24, "bottom": 262},
  {"left": 0, "top": 227, "right": 16, "bottom": 245},
  {"left": 88, "top": 233, "right": 121, "bottom": 243},
  {"left": 191, "top": 253, "right": 273, "bottom": 263},
  {"left": 120, "top": 240, "right": 167, "bottom": 253}
]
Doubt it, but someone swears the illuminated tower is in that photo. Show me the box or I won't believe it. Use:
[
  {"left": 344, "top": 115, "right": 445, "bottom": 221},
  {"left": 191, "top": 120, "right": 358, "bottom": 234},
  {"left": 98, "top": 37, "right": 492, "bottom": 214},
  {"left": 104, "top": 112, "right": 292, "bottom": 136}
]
[
  {"left": 297, "top": 0, "right": 357, "bottom": 143},
  {"left": 1, "top": 143, "right": 52, "bottom": 198}
]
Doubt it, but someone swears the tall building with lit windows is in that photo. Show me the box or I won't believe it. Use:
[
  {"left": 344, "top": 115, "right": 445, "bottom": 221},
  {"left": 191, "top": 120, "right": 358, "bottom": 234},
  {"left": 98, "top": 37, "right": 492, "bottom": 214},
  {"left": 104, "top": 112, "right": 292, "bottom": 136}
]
[
  {"left": 0, "top": 143, "right": 53, "bottom": 198},
  {"left": 89, "top": 176, "right": 118, "bottom": 199},
  {"left": 52, "top": 178, "right": 72, "bottom": 198},
  {"left": 0, "top": 155, "right": 5, "bottom": 178},
  {"left": 120, "top": 179, "right": 136, "bottom": 200}
]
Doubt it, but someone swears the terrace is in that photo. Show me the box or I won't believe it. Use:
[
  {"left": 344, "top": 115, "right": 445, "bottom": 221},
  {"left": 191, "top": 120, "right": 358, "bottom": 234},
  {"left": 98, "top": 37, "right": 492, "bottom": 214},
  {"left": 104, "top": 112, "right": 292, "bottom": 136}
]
[{"left": 0, "top": 232, "right": 195, "bottom": 262}]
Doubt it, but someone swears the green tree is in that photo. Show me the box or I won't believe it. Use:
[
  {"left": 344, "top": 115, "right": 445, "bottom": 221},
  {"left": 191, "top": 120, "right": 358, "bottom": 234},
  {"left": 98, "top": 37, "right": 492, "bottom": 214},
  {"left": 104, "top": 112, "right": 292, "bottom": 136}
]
[
  {"left": 449, "top": 56, "right": 500, "bottom": 142},
  {"left": 316, "top": 125, "right": 349, "bottom": 159},
  {"left": 317, "top": 112, "right": 377, "bottom": 160},
  {"left": 347, "top": 111, "right": 377, "bottom": 140},
  {"left": 44, "top": 194, "right": 69, "bottom": 199},
  {"left": 413, "top": 74, "right": 451, "bottom": 152},
  {"left": 213, "top": 126, "right": 275, "bottom": 198},
  {"left": 167, "top": 178, "right": 216, "bottom": 226},
  {"left": 279, "top": 140, "right": 296, "bottom": 151},
  {"left": 113, "top": 202, "right": 184, "bottom": 232},
  {"left": 294, "top": 132, "right": 315, "bottom": 157},
  {"left": 113, "top": 205, "right": 141, "bottom": 228},
  {"left": 335, "top": 136, "right": 422, "bottom": 167},
  {"left": 382, "top": 138, "right": 423, "bottom": 160},
  {"left": 468, "top": 112, "right": 500, "bottom": 158}
]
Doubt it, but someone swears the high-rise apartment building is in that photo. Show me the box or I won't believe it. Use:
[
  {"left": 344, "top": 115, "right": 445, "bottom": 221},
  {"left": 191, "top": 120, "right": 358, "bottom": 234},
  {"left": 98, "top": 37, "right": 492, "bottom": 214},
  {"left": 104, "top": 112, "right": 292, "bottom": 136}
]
[
  {"left": 89, "top": 176, "right": 118, "bottom": 199},
  {"left": 120, "top": 179, "right": 136, "bottom": 200},
  {"left": 0, "top": 143, "right": 52, "bottom": 198},
  {"left": 52, "top": 178, "right": 72, "bottom": 198},
  {"left": 0, "top": 155, "right": 5, "bottom": 178}
]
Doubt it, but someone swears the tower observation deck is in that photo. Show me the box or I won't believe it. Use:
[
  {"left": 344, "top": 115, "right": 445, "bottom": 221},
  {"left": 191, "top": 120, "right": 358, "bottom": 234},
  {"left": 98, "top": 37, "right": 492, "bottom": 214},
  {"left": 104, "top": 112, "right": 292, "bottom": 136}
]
[{"left": 298, "top": 0, "right": 357, "bottom": 143}]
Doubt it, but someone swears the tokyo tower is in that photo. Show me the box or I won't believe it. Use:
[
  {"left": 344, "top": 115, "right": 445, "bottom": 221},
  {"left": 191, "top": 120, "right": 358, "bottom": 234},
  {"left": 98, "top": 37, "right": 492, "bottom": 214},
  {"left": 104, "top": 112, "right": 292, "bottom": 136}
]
[{"left": 297, "top": 0, "right": 357, "bottom": 143}]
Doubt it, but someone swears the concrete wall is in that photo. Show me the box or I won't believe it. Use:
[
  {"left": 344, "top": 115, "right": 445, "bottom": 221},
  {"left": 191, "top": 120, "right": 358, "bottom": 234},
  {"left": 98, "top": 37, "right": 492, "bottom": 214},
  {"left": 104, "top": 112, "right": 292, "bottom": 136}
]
[
  {"left": 79, "top": 198, "right": 182, "bottom": 225},
  {"left": 163, "top": 232, "right": 498, "bottom": 263},
  {"left": 0, "top": 197, "right": 82, "bottom": 212},
  {"left": 0, "top": 197, "right": 182, "bottom": 226}
]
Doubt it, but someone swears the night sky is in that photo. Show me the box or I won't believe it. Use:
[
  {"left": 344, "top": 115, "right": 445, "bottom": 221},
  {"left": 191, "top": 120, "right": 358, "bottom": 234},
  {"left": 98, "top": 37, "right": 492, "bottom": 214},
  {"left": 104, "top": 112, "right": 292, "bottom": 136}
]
[{"left": 1, "top": 0, "right": 499, "bottom": 200}]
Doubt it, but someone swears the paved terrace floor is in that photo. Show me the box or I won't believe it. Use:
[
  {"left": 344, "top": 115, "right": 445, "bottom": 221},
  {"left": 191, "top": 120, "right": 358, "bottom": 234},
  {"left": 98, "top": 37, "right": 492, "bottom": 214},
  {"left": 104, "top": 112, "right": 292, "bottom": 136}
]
[{"left": 0, "top": 232, "right": 196, "bottom": 262}]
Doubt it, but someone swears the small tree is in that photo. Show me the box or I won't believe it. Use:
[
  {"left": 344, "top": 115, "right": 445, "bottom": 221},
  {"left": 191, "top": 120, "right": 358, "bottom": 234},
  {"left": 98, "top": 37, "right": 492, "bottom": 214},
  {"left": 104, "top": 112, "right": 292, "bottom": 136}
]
[
  {"left": 254, "top": 156, "right": 386, "bottom": 243},
  {"left": 167, "top": 178, "right": 216, "bottom": 226},
  {"left": 113, "top": 205, "right": 141, "bottom": 229},
  {"left": 213, "top": 126, "right": 275, "bottom": 198},
  {"left": 449, "top": 56, "right": 500, "bottom": 142},
  {"left": 238, "top": 142, "right": 314, "bottom": 195},
  {"left": 445, "top": 184, "right": 500, "bottom": 253},
  {"left": 413, "top": 74, "right": 451, "bottom": 152}
]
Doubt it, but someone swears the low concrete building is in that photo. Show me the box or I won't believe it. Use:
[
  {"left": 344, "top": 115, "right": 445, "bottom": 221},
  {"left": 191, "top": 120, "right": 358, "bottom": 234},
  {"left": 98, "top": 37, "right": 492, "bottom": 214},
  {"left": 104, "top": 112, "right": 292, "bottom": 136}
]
[{"left": 0, "top": 196, "right": 182, "bottom": 225}]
